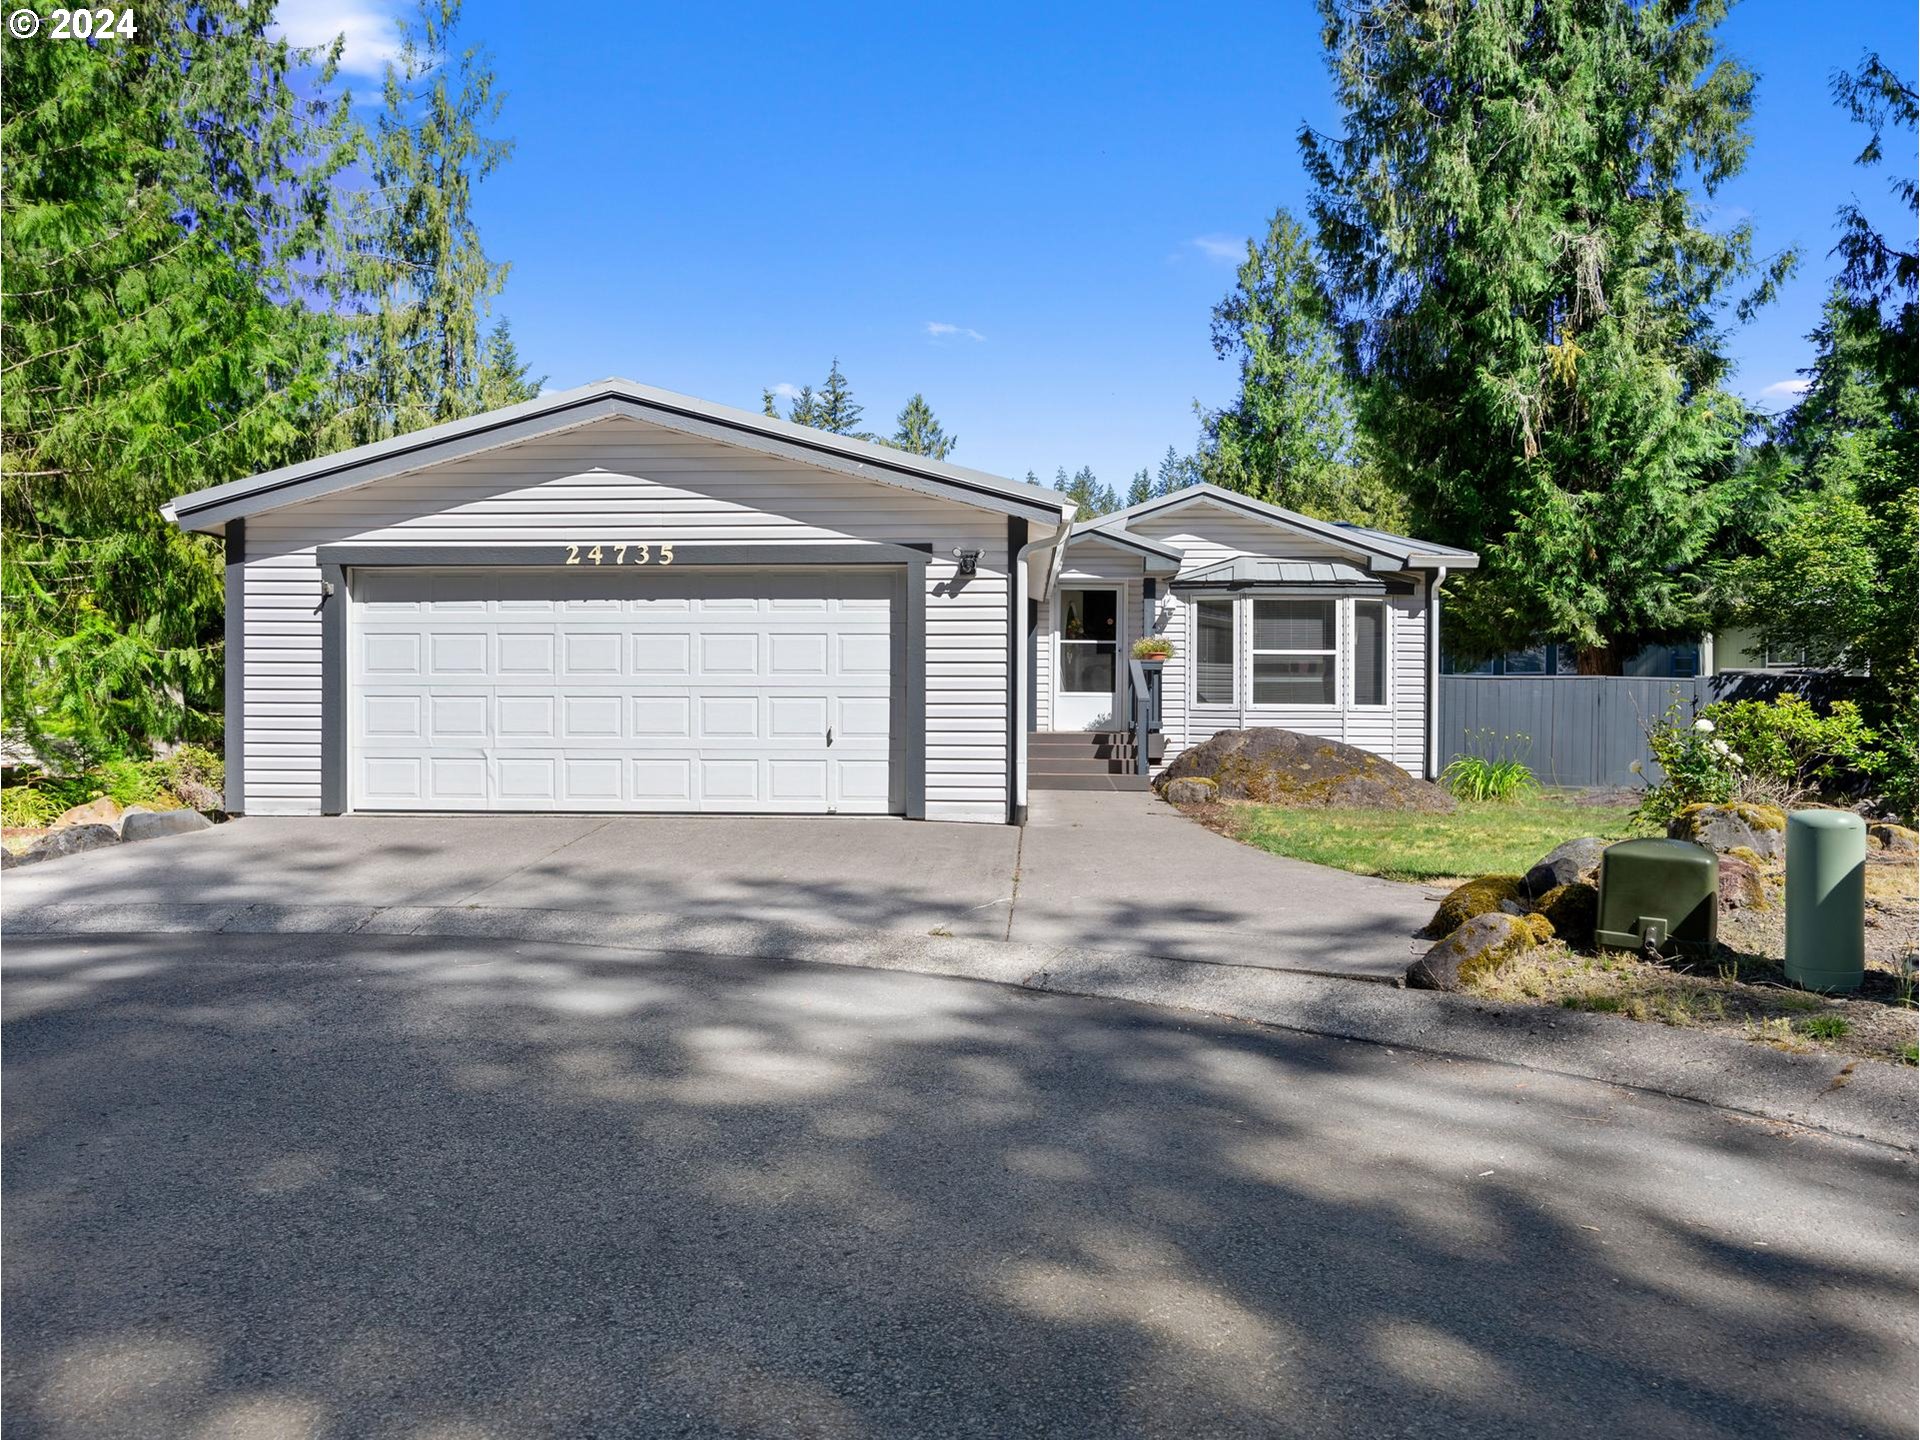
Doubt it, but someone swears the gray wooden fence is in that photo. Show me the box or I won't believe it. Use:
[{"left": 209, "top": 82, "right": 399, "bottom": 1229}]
[{"left": 1438, "top": 672, "right": 1861, "bottom": 788}]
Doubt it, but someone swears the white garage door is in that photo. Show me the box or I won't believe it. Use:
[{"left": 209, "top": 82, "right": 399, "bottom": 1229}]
[{"left": 349, "top": 567, "right": 896, "bottom": 813}]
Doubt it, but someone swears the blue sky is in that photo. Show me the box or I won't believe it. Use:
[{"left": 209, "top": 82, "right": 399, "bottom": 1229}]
[{"left": 277, "top": 0, "right": 1918, "bottom": 489}]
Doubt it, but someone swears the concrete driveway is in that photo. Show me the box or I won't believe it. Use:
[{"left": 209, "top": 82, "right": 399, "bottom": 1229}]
[
  {"left": 2, "top": 792, "right": 1435, "bottom": 979},
  {"left": 4, "top": 931, "right": 1914, "bottom": 1439}
]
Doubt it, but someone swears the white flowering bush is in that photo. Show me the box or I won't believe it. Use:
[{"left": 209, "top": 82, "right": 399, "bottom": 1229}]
[{"left": 1636, "top": 695, "right": 1877, "bottom": 826}]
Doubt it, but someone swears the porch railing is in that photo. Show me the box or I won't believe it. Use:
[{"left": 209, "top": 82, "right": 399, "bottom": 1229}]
[{"left": 1127, "top": 657, "right": 1163, "bottom": 777}]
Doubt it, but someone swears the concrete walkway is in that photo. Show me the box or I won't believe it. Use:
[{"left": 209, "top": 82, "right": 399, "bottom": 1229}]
[{"left": 3, "top": 792, "right": 1435, "bottom": 980}]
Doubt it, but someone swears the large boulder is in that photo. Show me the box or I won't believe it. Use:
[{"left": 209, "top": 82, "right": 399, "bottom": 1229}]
[
  {"left": 1668, "top": 803, "right": 1787, "bottom": 861},
  {"left": 1421, "top": 875, "right": 1525, "bottom": 938},
  {"left": 1407, "top": 912, "right": 1555, "bottom": 992},
  {"left": 1154, "top": 728, "right": 1454, "bottom": 812},
  {"left": 20, "top": 822, "right": 120, "bottom": 864},
  {"left": 1522, "top": 837, "right": 1606, "bottom": 898},
  {"left": 1160, "top": 777, "right": 1219, "bottom": 807},
  {"left": 1533, "top": 882, "right": 1598, "bottom": 948},
  {"left": 121, "top": 809, "right": 213, "bottom": 842},
  {"left": 51, "top": 796, "right": 124, "bottom": 829}
]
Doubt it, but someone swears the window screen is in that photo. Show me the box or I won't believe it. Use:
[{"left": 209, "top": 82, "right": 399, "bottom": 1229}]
[
  {"left": 1195, "top": 599, "right": 1235, "bottom": 705},
  {"left": 1354, "top": 602, "right": 1387, "bottom": 706}
]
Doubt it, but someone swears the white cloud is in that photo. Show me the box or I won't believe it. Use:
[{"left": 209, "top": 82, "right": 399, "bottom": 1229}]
[
  {"left": 924, "top": 321, "right": 986, "bottom": 342},
  {"left": 270, "top": 0, "right": 407, "bottom": 78},
  {"left": 1759, "top": 378, "right": 1811, "bottom": 402},
  {"left": 1189, "top": 235, "right": 1244, "bottom": 262},
  {"left": 769, "top": 382, "right": 802, "bottom": 399}
]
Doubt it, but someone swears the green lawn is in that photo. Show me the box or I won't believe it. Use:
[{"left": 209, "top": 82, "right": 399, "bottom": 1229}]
[{"left": 1228, "top": 793, "right": 1647, "bottom": 883}]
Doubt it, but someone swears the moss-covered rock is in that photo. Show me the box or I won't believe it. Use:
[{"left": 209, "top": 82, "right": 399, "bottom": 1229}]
[
  {"left": 1868, "top": 823, "right": 1918, "bottom": 855},
  {"left": 1532, "top": 882, "right": 1598, "bottom": 948},
  {"left": 1406, "top": 912, "right": 1555, "bottom": 991},
  {"left": 1155, "top": 728, "right": 1454, "bottom": 812},
  {"left": 1160, "top": 777, "right": 1218, "bottom": 806},
  {"left": 1521, "top": 837, "right": 1606, "bottom": 898},
  {"left": 1421, "top": 874, "right": 1525, "bottom": 938},
  {"left": 1717, "top": 856, "right": 1766, "bottom": 910},
  {"left": 1669, "top": 802, "right": 1787, "bottom": 860}
]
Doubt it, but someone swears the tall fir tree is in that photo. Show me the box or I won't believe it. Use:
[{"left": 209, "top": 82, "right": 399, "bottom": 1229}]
[
  {"left": 474, "top": 320, "right": 544, "bottom": 412},
  {"left": 812, "top": 358, "right": 866, "bottom": 437},
  {"left": 1125, "top": 469, "right": 1153, "bottom": 507},
  {"left": 1, "top": 3, "right": 354, "bottom": 762},
  {"left": 1053, "top": 466, "right": 1118, "bottom": 520},
  {"left": 1154, "top": 446, "right": 1201, "bottom": 497},
  {"left": 1736, "top": 57, "right": 1917, "bottom": 814},
  {"left": 327, "top": 0, "right": 513, "bottom": 448},
  {"left": 1302, "top": 0, "right": 1793, "bottom": 670},
  {"left": 891, "top": 394, "right": 956, "bottom": 458},
  {"left": 1199, "top": 207, "right": 1399, "bottom": 526}
]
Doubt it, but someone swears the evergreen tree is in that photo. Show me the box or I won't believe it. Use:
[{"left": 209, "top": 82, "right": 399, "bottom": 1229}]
[
  {"left": 1, "top": 3, "right": 354, "bottom": 762},
  {"left": 891, "top": 394, "right": 957, "bottom": 458},
  {"left": 785, "top": 386, "right": 819, "bottom": 428},
  {"left": 1126, "top": 469, "right": 1153, "bottom": 507},
  {"left": 812, "top": 358, "right": 866, "bottom": 437},
  {"left": 1737, "top": 57, "right": 1917, "bottom": 813},
  {"left": 475, "top": 320, "right": 544, "bottom": 412},
  {"left": 1199, "top": 208, "right": 1397, "bottom": 525},
  {"left": 761, "top": 389, "right": 780, "bottom": 418},
  {"left": 327, "top": 0, "right": 512, "bottom": 448},
  {"left": 1154, "top": 446, "right": 1201, "bottom": 497},
  {"left": 1302, "top": 0, "right": 1794, "bottom": 671},
  {"left": 1053, "top": 466, "right": 1117, "bottom": 520}
]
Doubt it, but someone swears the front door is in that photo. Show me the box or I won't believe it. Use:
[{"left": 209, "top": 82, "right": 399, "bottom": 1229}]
[{"left": 1056, "top": 586, "right": 1121, "bottom": 730}]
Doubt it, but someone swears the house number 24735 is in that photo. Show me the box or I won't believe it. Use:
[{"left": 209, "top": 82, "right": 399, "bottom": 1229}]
[{"left": 564, "top": 543, "right": 675, "bottom": 566}]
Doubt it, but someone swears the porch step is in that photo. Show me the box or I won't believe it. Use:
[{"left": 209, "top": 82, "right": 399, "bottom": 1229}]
[{"left": 1028, "top": 731, "right": 1155, "bottom": 791}]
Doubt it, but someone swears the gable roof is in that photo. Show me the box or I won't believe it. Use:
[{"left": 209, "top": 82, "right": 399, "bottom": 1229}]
[
  {"left": 162, "top": 377, "right": 1074, "bottom": 533},
  {"left": 1083, "top": 482, "right": 1478, "bottom": 571},
  {"left": 1065, "top": 519, "right": 1184, "bottom": 572}
]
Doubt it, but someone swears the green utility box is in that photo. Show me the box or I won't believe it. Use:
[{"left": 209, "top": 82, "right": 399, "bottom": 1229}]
[
  {"left": 1785, "top": 809, "right": 1866, "bottom": 993},
  {"left": 1595, "top": 838, "right": 1718, "bottom": 958}
]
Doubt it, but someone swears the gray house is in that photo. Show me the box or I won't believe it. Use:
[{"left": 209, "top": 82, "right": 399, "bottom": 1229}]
[{"left": 164, "top": 380, "right": 1474, "bottom": 824}]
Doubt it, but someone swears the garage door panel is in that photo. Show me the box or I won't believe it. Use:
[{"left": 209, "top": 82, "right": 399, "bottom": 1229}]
[{"left": 351, "top": 566, "right": 894, "bottom": 813}]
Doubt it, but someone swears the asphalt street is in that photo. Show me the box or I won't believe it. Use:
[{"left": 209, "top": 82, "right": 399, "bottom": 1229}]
[{"left": 4, "top": 930, "right": 1915, "bottom": 1439}]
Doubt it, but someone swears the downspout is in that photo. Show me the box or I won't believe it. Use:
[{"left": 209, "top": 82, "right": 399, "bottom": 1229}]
[
  {"left": 1427, "top": 566, "right": 1448, "bottom": 780},
  {"left": 1011, "top": 516, "right": 1072, "bottom": 824}
]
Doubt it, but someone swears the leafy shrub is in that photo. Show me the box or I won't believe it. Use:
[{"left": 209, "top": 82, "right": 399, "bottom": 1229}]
[
  {"left": 1441, "top": 732, "right": 1539, "bottom": 802},
  {"left": 1131, "top": 637, "right": 1174, "bottom": 660},
  {"left": 1637, "top": 695, "right": 1879, "bottom": 826}
]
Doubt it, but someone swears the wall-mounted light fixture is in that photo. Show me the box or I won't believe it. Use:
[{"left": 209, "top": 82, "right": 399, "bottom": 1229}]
[{"left": 952, "top": 547, "right": 981, "bottom": 576}]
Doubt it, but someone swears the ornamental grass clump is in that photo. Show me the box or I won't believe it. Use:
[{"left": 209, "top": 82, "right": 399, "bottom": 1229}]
[{"left": 1440, "top": 731, "right": 1540, "bottom": 802}]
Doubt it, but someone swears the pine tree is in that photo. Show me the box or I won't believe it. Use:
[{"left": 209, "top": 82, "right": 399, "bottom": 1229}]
[
  {"left": 812, "top": 358, "right": 866, "bottom": 437},
  {"left": 1302, "top": 0, "right": 1794, "bottom": 670},
  {"left": 1199, "top": 208, "right": 1396, "bottom": 524},
  {"left": 327, "top": 0, "right": 513, "bottom": 448},
  {"left": 1, "top": 3, "right": 354, "bottom": 762},
  {"left": 1126, "top": 469, "right": 1153, "bottom": 507},
  {"left": 1154, "top": 446, "right": 1201, "bottom": 497},
  {"left": 891, "top": 394, "right": 956, "bottom": 458},
  {"left": 762, "top": 389, "right": 780, "bottom": 418},
  {"left": 475, "top": 320, "right": 544, "bottom": 412},
  {"left": 1053, "top": 466, "right": 1117, "bottom": 520},
  {"left": 785, "top": 385, "right": 819, "bottom": 428}
]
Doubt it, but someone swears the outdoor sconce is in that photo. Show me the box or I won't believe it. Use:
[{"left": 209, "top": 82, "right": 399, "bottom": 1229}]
[{"left": 952, "top": 547, "right": 981, "bottom": 576}]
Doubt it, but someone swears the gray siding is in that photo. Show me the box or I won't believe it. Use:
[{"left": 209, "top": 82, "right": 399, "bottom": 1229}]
[{"left": 238, "top": 414, "right": 1014, "bottom": 822}]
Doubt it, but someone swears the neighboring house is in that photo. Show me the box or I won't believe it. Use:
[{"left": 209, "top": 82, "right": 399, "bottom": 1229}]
[
  {"left": 1442, "top": 630, "right": 1841, "bottom": 679},
  {"left": 163, "top": 382, "right": 1473, "bottom": 825},
  {"left": 1035, "top": 485, "right": 1477, "bottom": 789}
]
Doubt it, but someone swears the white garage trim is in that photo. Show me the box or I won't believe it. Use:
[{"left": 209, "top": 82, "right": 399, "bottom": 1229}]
[{"left": 317, "top": 542, "right": 929, "bottom": 817}]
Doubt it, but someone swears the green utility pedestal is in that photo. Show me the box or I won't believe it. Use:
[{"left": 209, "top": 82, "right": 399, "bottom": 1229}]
[{"left": 1785, "top": 809, "right": 1866, "bottom": 994}]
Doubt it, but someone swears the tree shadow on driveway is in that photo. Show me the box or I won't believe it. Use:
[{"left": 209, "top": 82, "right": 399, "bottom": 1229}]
[{"left": 4, "top": 931, "right": 1915, "bottom": 1439}]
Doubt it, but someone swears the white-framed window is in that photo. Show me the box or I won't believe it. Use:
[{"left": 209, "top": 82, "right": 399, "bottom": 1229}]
[
  {"left": 1192, "top": 597, "right": 1236, "bottom": 706},
  {"left": 1252, "top": 598, "right": 1337, "bottom": 706},
  {"left": 1352, "top": 600, "right": 1389, "bottom": 706}
]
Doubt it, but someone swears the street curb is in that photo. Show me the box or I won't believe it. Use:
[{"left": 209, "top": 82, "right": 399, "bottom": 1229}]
[{"left": 8, "top": 900, "right": 1916, "bottom": 1152}]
